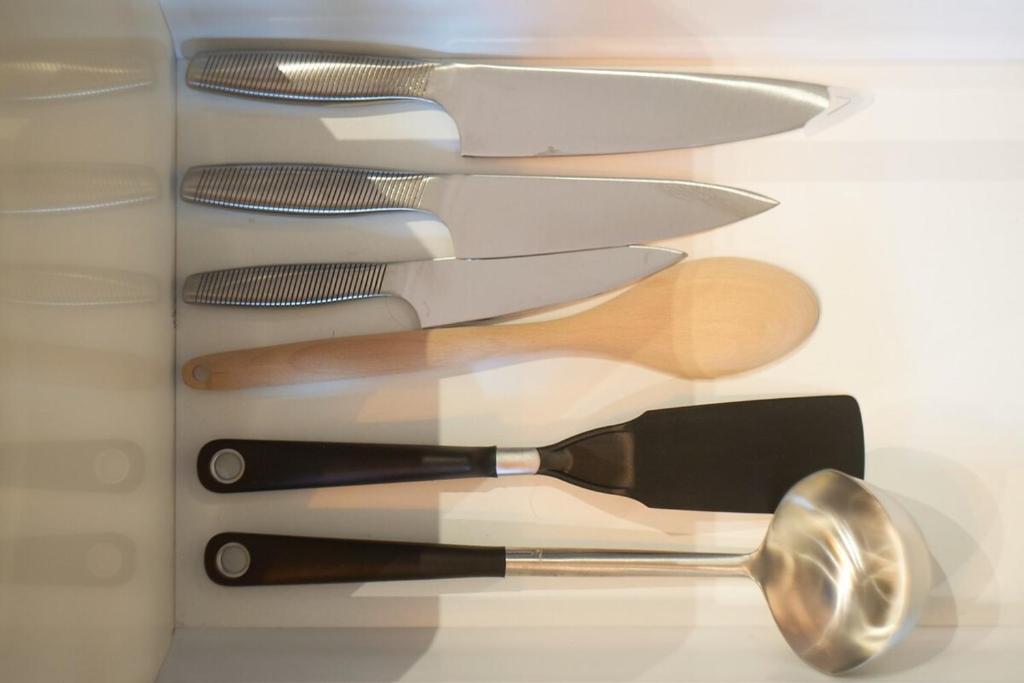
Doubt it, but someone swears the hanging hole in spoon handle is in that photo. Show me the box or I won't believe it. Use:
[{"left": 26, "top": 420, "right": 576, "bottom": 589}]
[
  {"left": 185, "top": 359, "right": 211, "bottom": 388},
  {"left": 204, "top": 532, "right": 506, "bottom": 586}
]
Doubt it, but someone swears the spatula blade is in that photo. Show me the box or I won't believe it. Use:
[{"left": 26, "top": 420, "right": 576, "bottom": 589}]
[{"left": 539, "top": 396, "right": 864, "bottom": 513}]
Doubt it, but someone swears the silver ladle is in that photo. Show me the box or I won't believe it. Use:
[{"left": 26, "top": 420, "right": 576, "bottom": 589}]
[
  {"left": 507, "top": 469, "right": 933, "bottom": 674},
  {"left": 207, "top": 469, "right": 933, "bottom": 674}
]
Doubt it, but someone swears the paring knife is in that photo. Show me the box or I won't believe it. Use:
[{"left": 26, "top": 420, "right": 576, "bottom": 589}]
[
  {"left": 180, "top": 163, "right": 775, "bottom": 258},
  {"left": 186, "top": 50, "right": 836, "bottom": 157},
  {"left": 182, "top": 246, "right": 683, "bottom": 328},
  {"left": 198, "top": 396, "right": 863, "bottom": 514}
]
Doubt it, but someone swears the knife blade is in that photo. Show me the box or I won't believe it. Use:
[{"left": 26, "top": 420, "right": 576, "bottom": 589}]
[
  {"left": 180, "top": 164, "right": 775, "bottom": 258},
  {"left": 197, "top": 396, "right": 864, "bottom": 514},
  {"left": 182, "top": 246, "right": 683, "bottom": 327},
  {"left": 186, "top": 50, "right": 835, "bottom": 157}
]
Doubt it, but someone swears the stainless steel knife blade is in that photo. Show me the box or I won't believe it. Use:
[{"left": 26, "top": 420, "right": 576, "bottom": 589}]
[
  {"left": 186, "top": 51, "right": 836, "bottom": 157},
  {"left": 180, "top": 164, "right": 776, "bottom": 258},
  {"left": 182, "top": 246, "right": 683, "bottom": 327}
]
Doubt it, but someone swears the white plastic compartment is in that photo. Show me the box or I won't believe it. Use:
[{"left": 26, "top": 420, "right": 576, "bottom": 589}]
[
  {"left": 0, "top": 1, "right": 176, "bottom": 681},
  {"left": 3, "top": 1, "right": 1024, "bottom": 681}
]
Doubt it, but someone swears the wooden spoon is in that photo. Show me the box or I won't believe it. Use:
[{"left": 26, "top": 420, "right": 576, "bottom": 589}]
[{"left": 182, "top": 257, "right": 819, "bottom": 390}]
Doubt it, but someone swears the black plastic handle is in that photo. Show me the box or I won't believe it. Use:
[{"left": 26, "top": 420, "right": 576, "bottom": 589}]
[
  {"left": 205, "top": 532, "right": 507, "bottom": 586},
  {"left": 197, "top": 439, "right": 498, "bottom": 493}
]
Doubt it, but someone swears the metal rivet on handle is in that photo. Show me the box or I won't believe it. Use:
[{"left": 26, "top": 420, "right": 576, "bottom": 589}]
[
  {"left": 215, "top": 542, "right": 251, "bottom": 578},
  {"left": 210, "top": 448, "right": 245, "bottom": 485}
]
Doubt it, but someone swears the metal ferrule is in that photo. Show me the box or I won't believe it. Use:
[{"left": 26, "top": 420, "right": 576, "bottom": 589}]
[
  {"left": 494, "top": 448, "right": 540, "bottom": 476},
  {"left": 504, "top": 549, "right": 750, "bottom": 577}
]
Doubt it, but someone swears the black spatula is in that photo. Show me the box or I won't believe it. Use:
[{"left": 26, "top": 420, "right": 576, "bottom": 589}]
[{"left": 197, "top": 395, "right": 863, "bottom": 513}]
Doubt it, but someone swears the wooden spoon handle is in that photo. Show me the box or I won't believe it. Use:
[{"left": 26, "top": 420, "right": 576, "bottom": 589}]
[{"left": 182, "top": 324, "right": 551, "bottom": 390}]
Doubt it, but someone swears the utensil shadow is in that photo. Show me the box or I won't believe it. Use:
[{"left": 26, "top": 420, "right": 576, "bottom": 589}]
[{"left": 854, "top": 447, "right": 999, "bottom": 675}]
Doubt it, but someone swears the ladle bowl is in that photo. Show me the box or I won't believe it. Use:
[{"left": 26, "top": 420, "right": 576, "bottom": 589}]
[{"left": 750, "top": 469, "right": 932, "bottom": 673}]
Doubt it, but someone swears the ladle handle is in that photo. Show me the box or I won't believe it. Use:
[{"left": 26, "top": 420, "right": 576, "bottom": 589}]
[
  {"left": 205, "top": 533, "right": 749, "bottom": 586},
  {"left": 206, "top": 533, "right": 507, "bottom": 586}
]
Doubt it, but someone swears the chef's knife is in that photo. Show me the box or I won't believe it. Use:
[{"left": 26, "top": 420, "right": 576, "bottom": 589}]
[
  {"left": 198, "top": 396, "right": 864, "bottom": 514},
  {"left": 182, "top": 246, "right": 683, "bottom": 327},
  {"left": 180, "top": 164, "right": 775, "bottom": 258},
  {"left": 186, "top": 50, "right": 836, "bottom": 157}
]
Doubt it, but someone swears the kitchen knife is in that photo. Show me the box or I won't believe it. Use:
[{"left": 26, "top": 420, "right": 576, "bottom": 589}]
[
  {"left": 186, "top": 50, "right": 836, "bottom": 157},
  {"left": 198, "top": 396, "right": 864, "bottom": 514},
  {"left": 182, "top": 246, "right": 683, "bottom": 328},
  {"left": 182, "top": 258, "right": 819, "bottom": 390},
  {"left": 180, "top": 163, "right": 776, "bottom": 258}
]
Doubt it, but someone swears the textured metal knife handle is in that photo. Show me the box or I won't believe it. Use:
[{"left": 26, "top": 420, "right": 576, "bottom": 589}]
[
  {"left": 182, "top": 263, "right": 388, "bottom": 307},
  {"left": 186, "top": 51, "right": 437, "bottom": 101},
  {"left": 181, "top": 164, "right": 428, "bottom": 215}
]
